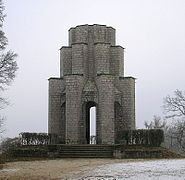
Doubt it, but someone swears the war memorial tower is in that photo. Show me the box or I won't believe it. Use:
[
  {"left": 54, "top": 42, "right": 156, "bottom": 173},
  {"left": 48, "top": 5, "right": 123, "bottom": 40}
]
[{"left": 48, "top": 24, "right": 135, "bottom": 144}]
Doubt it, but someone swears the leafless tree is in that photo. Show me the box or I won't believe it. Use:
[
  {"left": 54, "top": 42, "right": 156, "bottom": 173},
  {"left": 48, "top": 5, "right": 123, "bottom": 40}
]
[
  {"left": 163, "top": 89, "right": 185, "bottom": 119},
  {"left": 174, "top": 120, "right": 185, "bottom": 150},
  {"left": 165, "top": 119, "right": 185, "bottom": 152},
  {"left": 144, "top": 115, "right": 167, "bottom": 130},
  {"left": 163, "top": 89, "right": 185, "bottom": 153},
  {"left": 0, "top": 0, "right": 18, "bottom": 136}
]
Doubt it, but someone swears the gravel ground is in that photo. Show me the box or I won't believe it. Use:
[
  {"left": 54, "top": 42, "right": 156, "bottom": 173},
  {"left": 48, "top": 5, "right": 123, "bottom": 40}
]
[{"left": 0, "top": 158, "right": 184, "bottom": 179}]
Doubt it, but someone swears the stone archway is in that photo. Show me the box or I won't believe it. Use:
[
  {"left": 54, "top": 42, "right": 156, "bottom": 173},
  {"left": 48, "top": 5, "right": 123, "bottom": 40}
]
[{"left": 85, "top": 101, "right": 97, "bottom": 144}]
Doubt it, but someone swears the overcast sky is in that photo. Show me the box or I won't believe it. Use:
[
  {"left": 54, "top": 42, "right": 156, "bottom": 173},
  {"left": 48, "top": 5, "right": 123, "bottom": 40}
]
[{"left": 1, "top": 0, "right": 185, "bottom": 138}]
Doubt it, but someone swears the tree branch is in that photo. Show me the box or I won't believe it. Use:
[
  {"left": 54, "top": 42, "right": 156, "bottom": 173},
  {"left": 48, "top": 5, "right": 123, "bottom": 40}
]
[{"left": 163, "top": 89, "right": 185, "bottom": 118}]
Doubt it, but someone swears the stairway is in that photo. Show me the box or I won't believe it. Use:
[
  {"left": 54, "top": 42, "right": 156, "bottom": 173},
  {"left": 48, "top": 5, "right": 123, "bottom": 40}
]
[
  {"left": 13, "top": 145, "right": 184, "bottom": 159},
  {"left": 56, "top": 145, "right": 114, "bottom": 158}
]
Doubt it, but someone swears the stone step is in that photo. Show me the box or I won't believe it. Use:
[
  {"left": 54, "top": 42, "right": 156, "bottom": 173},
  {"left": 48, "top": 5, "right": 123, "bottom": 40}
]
[
  {"left": 57, "top": 154, "right": 112, "bottom": 158},
  {"left": 14, "top": 145, "right": 183, "bottom": 159},
  {"left": 54, "top": 145, "right": 114, "bottom": 158},
  {"left": 60, "top": 147, "right": 113, "bottom": 151}
]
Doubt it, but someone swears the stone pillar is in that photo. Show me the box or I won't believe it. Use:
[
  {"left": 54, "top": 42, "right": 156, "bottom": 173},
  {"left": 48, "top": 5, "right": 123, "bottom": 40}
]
[
  {"left": 60, "top": 47, "right": 72, "bottom": 77},
  {"left": 110, "top": 46, "right": 124, "bottom": 77},
  {"left": 71, "top": 43, "right": 88, "bottom": 75},
  {"left": 65, "top": 75, "right": 84, "bottom": 143},
  {"left": 48, "top": 78, "right": 65, "bottom": 143},
  {"left": 120, "top": 77, "right": 135, "bottom": 130},
  {"left": 96, "top": 75, "right": 115, "bottom": 144},
  {"left": 94, "top": 43, "right": 110, "bottom": 75}
]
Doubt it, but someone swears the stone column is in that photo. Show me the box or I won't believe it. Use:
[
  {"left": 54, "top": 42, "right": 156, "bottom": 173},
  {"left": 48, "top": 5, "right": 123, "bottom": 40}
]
[
  {"left": 65, "top": 75, "right": 84, "bottom": 143},
  {"left": 96, "top": 75, "right": 115, "bottom": 144}
]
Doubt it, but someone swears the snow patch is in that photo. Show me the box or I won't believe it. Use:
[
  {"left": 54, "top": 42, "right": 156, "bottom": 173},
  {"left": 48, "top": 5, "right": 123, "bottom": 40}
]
[{"left": 72, "top": 159, "right": 185, "bottom": 180}]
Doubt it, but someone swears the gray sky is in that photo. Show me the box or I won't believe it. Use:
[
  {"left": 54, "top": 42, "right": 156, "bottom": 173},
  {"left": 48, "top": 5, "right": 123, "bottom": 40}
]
[{"left": 1, "top": 0, "right": 185, "bottom": 138}]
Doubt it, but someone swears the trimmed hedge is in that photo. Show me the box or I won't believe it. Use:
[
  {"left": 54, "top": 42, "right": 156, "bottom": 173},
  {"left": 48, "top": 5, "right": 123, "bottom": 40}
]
[
  {"left": 116, "top": 129, "right": 164, "bottom": 147},
  {"left": 19, "top": 129, "right": 164, "bottom": 147},
  {"left": 19, "top": 132, "right": 60, "bottom": 145}
]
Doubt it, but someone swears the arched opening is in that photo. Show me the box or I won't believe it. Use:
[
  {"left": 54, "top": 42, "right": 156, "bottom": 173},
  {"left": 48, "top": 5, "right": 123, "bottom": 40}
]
[
  {"left": 90, "top": 107, "right": 96, "bottom": 144},
  {"left": 86, "top": 101, "right": 96, "bottom": 144}
]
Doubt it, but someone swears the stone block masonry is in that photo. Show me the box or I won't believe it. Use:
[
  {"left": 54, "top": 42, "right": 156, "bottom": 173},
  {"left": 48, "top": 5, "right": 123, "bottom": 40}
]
[{"left": 48, "top": 24, "right": 135, "bottom": 144}]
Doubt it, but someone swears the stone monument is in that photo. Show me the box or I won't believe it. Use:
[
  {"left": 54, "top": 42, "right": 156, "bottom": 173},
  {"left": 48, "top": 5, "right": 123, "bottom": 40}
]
[{"left": 48, "top": 24, "right": 135, "bottom": 144}]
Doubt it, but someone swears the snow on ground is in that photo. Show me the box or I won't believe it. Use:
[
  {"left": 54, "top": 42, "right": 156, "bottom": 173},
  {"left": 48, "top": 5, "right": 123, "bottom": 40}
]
[
  {"left": 1, "top": 158, "right": 185, "bottom": 179},
  {"left": 70, "top": 159, "right": 185, "bottom": 180}
]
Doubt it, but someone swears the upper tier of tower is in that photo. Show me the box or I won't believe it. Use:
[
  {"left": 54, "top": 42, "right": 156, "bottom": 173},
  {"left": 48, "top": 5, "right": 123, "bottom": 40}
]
[
  {"left": 60, "top": 24, "right": 124, "bottom": 78},
  {"left": 68, "top": 24, "right": 116, "bottom": 46}
]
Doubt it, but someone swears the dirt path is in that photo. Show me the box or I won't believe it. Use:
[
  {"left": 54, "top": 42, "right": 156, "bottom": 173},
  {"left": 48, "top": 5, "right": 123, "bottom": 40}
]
[{"left": 0, "top": 158, "right": 136, "bottom": 179}]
